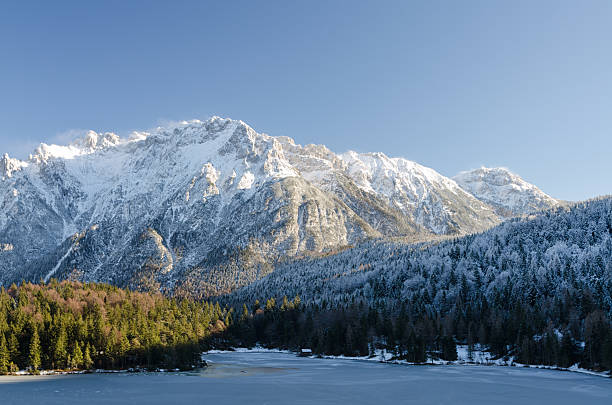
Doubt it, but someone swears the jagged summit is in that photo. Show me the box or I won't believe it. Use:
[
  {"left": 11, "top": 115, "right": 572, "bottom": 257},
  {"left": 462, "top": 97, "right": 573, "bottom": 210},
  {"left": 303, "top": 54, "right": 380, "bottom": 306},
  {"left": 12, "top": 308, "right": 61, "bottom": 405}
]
[
  {"left": 334, "top": 151, "right": 497, "bottom": 234},
  {"left": 30, "top": 131, "right": 124, "bottom": 164},
  {"left": 18, "top": 117, "right": 241, "bottom": 162},
  {"left": 0, "top": 117, "right": 556, "bottom": 295},
  {"left": 453, "top": 166, "right": 561, "bottom": 217},
  {"left": 1, "top": 153, "right": 27, "bottom": 179}
]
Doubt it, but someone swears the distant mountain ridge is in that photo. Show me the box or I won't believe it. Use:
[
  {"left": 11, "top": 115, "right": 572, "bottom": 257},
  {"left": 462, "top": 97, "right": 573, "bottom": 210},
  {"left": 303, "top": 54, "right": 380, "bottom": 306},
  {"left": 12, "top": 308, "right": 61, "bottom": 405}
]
[
  {"left": 453, "top": 167, "right": 561, "bottom": 217},
  {"left": 0, "top": 117, "right": 561, "bottom": 295}
]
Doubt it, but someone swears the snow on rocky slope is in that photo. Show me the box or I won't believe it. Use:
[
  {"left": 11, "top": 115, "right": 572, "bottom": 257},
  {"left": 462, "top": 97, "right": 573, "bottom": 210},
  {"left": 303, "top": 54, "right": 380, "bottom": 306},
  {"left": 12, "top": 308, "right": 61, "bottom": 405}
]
[
  {"left": 278, "top": 138, "right": 499, "bottom": 235},
  {"left": 0, "top": 117, "right": 551, "bottom": 295},
  {"left": 453, "top": 167, "right": 561, "bottom": 217}
]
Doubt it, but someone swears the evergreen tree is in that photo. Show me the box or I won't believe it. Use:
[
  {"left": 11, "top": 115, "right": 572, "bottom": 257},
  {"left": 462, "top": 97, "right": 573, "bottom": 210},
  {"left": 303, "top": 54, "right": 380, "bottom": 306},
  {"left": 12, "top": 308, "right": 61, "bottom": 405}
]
[
  {"left": 7, "top": 332, "right": 19, "bottom": 366},
  {"left": 440, "top": 336, "right": 458, "bottom": 361},
  {"left": 53, "top": 323, "right": 68, "bottom": 369},
  {"left": 241, "top": 304, "right": 249, "bottom": 322},
  {"left": 0, "top": 333, "right": 9, "bottom": 374},
  {"left": 559, "top": 332, "right": 577, "bottom": 368},
  {"left": 71, "top": 342, "right": 84, "bottom": 369},
  {"left": 83, "top": 343, "right": 94, "bottom": 370},
  {"left": 28, "top": 326, "right": 41, "bottom": 372}
]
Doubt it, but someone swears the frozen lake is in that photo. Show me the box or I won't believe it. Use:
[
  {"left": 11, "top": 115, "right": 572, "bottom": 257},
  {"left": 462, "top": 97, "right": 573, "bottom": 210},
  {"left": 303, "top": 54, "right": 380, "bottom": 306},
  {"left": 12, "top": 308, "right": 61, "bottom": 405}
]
[{"left": 0, "top": 351, "right": 610, "bottom": 404}]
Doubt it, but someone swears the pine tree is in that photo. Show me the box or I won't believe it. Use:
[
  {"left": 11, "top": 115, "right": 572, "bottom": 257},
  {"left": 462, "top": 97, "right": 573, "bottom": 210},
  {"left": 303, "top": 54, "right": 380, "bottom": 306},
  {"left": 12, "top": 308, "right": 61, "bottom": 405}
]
[
  {"left": 53, "top": 323, "right": 68, "bottom": 369},
  {"left": 84, "top": 343, "right": 94, "bottom": 370},
  {"left": 440, "top": 336, "right": 458, "bottom": 361},
  {"left": 0, "top": 333, "right": 9, "bottom": 374},
  {"left": 8, "top": 332, "right": 19, "bottom": 366},
  {"left": 281, "top": 296, "right": 289, "bottom": 311},
  {"left": 118, "top": 334, "right": 130, "bottom": 367},
  {"left": 241, "top": 304, "right": 249, "bottom": 322},
  {"left": 559, "top": 332, "right": 577, "bottom": 368},
  {"left": 28, "top": 326, "right": 41, "bottom": 372},
  {"left": 602, "top": 333, "right": 612, "bottom": 371},
  {"left": 71, "top": 342, "right": 84, "bottom": 369}
]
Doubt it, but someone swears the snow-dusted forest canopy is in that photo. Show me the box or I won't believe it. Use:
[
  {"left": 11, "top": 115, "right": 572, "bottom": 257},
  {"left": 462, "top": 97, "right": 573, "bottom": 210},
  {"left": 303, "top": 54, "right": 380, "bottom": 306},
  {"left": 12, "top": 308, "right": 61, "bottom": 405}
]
[
  {"left": 224, "top": 197, "right": 612, "bottom": 369},
  {"left": 231, "top": 197, "right": 612, "bottom": 311}
]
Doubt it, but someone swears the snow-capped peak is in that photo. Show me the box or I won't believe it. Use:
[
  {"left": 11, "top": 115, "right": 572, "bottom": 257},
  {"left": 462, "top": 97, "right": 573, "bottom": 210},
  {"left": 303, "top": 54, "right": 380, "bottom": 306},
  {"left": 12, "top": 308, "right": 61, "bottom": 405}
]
[
  {"left": 339, "top": 150, "right": 460, "bottom": 196},
  {"left": 0, "top": 116, "right": 558, "bottom": 293},
  {"left": 30, "top": 130, "right": 124, "bottom": 163},
  {"left": 453, "top": 167, "right": 560, "bottom": 216},
  {"left": 277, "top": 142, "right": 499, "bottom": 235},
  {"left": 1, "top": 153, "right": 28, "bottom": 179}
]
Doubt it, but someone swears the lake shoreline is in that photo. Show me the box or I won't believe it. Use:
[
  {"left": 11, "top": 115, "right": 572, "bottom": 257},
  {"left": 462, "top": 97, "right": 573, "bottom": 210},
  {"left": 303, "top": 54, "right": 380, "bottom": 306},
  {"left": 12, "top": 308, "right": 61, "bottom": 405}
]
[
  {"left": 2, "top": 346, "right": 609, "bottom": 379},
  {"left": 0, "top": 365, "right": 203, "bottom": 377},
  {"left": 206, "top": 346, "right": 612, "bottom": 379},
  {"left": 2, "top": 352, "right": 610, "bottom": 405}
]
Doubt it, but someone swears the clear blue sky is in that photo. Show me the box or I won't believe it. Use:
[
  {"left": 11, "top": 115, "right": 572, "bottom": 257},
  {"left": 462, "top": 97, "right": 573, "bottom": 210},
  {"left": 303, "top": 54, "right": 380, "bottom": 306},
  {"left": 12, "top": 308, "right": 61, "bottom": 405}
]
[{"left": 1, "top": 1, "right": 610, "bottom": 201}]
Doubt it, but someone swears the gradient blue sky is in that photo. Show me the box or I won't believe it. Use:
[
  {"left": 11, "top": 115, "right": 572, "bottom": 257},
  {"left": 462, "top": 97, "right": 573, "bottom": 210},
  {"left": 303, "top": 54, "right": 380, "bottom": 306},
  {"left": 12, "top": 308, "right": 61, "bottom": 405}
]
[{"left": 1, "top": 1, "right": 610, "bottom": 201}]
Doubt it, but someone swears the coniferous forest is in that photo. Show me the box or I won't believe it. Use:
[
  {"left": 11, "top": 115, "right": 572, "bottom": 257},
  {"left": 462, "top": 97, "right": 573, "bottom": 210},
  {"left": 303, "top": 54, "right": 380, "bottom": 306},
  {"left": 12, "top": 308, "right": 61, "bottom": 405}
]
[
  {"left": 0, "top": 281, "right": 230, "bottom": 374},
  {"left": 220, "top": 291, "right": 612, "bottom": 372},
  {"left": 222, "top": 198, "right": 612, "bottom": 372},
  {"left": 1, "top": 198, "right": 611, "bottom": 374}
]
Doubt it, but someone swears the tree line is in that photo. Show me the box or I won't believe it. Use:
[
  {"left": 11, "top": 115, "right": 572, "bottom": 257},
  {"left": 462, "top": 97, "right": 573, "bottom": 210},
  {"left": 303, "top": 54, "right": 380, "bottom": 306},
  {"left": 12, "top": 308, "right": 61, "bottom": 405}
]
[
  {"left": 221, "top": 294, "right": 612, "bottom": 371},
  {"left": 223, "top": 197, "right": 612, "bottom": 372},
  {"left": 2, "top": 280, "right": 611, "bottom": 374},
  {"left": 0, "top": 280, "right": 230, "bottom": 374}
]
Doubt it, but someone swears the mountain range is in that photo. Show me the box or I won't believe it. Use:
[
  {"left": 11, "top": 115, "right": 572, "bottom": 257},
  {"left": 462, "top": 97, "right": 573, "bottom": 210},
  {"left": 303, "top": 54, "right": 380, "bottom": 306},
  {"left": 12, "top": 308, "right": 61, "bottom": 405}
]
[
  {"left": 0, "top": 117, "right": 561, "bottom": 296},
  {"left": 227, "top": 197, "right": 612, "bottom": 310}
]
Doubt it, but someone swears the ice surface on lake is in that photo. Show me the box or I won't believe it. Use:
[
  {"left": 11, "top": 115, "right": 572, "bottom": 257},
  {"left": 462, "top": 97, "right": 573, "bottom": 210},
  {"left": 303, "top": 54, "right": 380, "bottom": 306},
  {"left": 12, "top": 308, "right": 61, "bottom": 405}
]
[{"left": 0, "top": 352, "right": 610, "bottom": 404}]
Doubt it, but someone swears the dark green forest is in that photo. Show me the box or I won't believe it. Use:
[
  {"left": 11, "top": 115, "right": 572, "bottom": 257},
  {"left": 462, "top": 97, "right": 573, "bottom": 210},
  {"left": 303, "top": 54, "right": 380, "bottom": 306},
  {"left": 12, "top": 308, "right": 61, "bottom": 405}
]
[
  {"left": 1, "top": 280, "right": 612, "bottom": 374},
  {"left": 222, "top": 295, "right": 612, "bottom": 372},
  {"left": 0, "top": 280, "right": 230, "bottom": 374}
]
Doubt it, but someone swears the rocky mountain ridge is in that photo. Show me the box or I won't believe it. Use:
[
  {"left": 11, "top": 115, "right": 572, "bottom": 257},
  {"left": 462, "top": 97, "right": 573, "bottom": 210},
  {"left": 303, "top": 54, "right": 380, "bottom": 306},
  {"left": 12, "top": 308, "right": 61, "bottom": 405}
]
[
  {"left": 0, "top": 117, "right": 560, "bottom": 295},
  {"left": 453, "top": 167, "right": 561, "bottom": 217}
]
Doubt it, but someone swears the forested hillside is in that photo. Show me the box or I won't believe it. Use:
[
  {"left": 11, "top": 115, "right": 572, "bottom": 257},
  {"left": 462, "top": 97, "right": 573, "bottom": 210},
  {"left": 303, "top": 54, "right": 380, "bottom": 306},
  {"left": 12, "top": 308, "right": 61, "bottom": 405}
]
[
  {"left": 225, "top": 197, "right": 612, "bottom": 370},
  {"left": 0, "top": 281, "right": 230, "bottom": 373},
  {"left": 3, "top": 198, "right": 611, "bottom": 374}
]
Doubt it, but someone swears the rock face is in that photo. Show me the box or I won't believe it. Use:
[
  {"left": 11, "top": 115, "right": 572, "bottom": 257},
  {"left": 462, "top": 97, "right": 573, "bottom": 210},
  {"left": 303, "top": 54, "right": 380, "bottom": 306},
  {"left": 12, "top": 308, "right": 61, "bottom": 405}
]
[
  {"left": 453, "top": 167, "right": 561, "bottom": 217},
  {"left": 0, "top": 117, "right": 551, "bottom": 295},
  {"left": 278, "top": 139, "right": 499, "bottom": 236}
]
